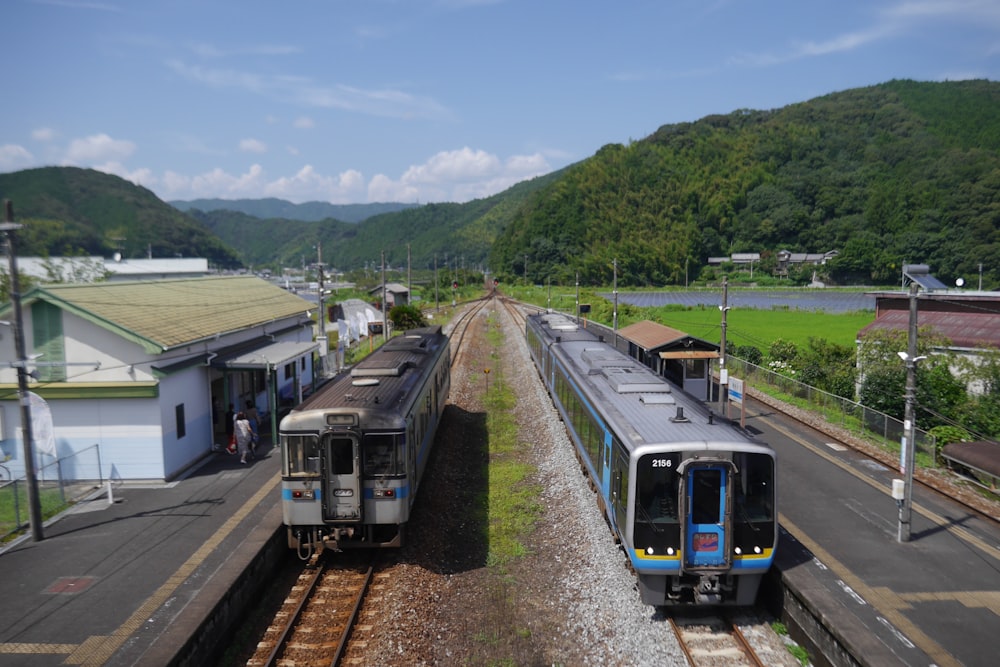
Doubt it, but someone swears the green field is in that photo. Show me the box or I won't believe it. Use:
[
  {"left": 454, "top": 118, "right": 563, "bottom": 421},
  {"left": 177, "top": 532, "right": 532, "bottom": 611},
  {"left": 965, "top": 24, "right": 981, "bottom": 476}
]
[
  {"left": 505, "top": 286, "right": 875, "bottom": 352},
  {"left": 638, "top": 307, "right": 875, "bottom": 352}
]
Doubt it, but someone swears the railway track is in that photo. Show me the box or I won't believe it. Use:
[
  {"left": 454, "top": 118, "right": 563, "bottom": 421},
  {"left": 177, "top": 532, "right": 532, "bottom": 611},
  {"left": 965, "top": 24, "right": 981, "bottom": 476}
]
[
  {"left": 244, "top": 302, "right": 490, "bottom": 667},
  {"left": 248, "top": 552, "right": 375, "bottom": 667},
  {"left": 669, "top": 611, "right": 766, "bottom": 667},
  {"left": 446, "top": 296, "right": 489, "bottom": 371}
]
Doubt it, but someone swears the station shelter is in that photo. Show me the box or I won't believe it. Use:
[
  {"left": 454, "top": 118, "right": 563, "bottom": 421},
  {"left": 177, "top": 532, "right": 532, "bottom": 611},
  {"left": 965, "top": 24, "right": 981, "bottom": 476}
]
[{"left": 616, "top": 320, "right": 719, "bottom": 401}]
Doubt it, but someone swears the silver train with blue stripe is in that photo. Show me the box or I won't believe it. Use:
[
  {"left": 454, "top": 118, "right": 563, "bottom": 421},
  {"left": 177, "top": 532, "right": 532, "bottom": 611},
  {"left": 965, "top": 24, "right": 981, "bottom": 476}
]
[
  {"left": 526, "top": 312, "right": 776, "bottom": 605},
  {"left": 279, "top": 326, "right": 450, "bottom": 558}
]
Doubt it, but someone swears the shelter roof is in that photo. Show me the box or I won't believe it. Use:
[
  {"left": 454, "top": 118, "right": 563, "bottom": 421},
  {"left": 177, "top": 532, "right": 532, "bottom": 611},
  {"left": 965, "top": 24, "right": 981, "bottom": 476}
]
[{"left": 617, "top": 320, "right": 718, "bottom": 354}]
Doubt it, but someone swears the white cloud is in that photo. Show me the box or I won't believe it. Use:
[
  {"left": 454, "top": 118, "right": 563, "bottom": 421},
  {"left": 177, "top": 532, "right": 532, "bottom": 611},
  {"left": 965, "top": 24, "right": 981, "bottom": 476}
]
[
  {"left": 239, "top": 138, "right": 268, "bottom": 153},
  {"left": 0, "top": 144, "right": 34, "bottom": 170},
  {"left": 32, "top": 127, "right": 56, "bottom": 142},
  {"left": 262, "top": 165, "right": 367, "bottom": 203},
  {"left": 369, "top": 147, "right": 551, "bottom": 203},
  {"left": 293, "top": 116, "right": 315, "bottom": 129},
  {"left": 63, "top": 133, "right": 136, "bottom": 164},
  {"left": 165, "top": 59, "right": 453, "bottom": 121}
]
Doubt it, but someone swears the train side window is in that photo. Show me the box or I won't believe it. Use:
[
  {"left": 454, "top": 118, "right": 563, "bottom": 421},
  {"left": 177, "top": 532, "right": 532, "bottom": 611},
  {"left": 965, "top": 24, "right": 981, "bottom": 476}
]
[{"left": 285, "top": 434, "right": 321, "bottom": 477}]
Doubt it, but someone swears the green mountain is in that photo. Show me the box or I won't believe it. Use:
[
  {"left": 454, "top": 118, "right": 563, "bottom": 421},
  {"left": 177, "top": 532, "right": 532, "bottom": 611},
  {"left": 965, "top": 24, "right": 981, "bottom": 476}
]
[
  {"left": 0, "top": 166, "right": 243, "bottom": 269},
  {"left": 170, "top": 197, "right": 416, "bottom": 223},
  {"left": 2, "top": 80, "right": 998, "bottom": 288},
  {"left": 490, "top": 79, "right": 1000, "bottom": 288}
]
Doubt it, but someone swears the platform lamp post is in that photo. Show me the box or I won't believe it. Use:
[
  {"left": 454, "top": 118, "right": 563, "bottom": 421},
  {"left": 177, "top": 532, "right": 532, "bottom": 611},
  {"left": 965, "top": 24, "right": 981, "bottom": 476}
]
[
  {"left": 2, "top": 200, "right": 44, "bottom": 542},
  {"left": 895, "top": 280, "right": 925, "bottom": 542}
]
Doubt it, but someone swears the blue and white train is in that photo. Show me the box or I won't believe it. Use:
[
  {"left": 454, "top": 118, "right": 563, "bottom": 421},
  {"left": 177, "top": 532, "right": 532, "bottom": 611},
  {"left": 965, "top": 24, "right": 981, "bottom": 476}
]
[
  {"left": 526, "top": 312, "right": 776, "bottom": 605},
  {"left": 279, "top": 326, "right": 450, "bottom": 558}
]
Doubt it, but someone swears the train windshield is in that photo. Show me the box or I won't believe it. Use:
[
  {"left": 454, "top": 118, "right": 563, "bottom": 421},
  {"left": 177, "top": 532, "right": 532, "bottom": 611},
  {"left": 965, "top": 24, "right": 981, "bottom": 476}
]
[
  {"left": 733, "top": 452, "right": 774, "bottom": 524},
  {"left": 283, "top": 434, "right": 321, "bottom": 477},
  {"left": 636, "top": 453, "right": 682, "bottom": 524},
  {"left": 362, "top": 432, "right": 405, "bottom": 477}
]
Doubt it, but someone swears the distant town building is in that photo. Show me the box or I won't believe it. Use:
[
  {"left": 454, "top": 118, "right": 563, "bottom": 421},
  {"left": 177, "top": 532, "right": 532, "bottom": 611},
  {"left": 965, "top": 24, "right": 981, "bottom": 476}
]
[{"left": 13, "top": 256, "right": 210, "bottom": 283}]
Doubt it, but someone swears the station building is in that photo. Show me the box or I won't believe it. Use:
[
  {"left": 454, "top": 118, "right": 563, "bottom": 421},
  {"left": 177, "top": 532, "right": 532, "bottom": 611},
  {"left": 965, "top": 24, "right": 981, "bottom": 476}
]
[{"left": 0, "top": 275, "right": 318, "bottom": 481}]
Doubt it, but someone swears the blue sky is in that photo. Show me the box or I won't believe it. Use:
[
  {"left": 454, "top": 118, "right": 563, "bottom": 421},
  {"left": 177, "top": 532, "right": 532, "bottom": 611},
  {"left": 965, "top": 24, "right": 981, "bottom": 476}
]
[{"left": 2, "top": 0, "right": 998, "bottom": 205}]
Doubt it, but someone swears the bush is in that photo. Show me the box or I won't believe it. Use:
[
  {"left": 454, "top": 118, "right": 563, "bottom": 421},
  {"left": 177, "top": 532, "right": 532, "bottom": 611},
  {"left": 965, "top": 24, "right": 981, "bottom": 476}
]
[
  {"left": 769, "top": 338, "right": 798, "bottom": 363},
  {"left": 733, "top": 344, "right": 763, "bottom": 365}
]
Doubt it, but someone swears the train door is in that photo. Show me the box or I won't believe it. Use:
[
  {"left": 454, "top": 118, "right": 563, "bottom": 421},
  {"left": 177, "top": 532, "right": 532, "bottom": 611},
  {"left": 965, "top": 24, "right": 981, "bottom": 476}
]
[
  {"left": 683, "top": 464, "right": 730, "bottom": 570},
  {"left": 322, "top": 433, "right": 361, "bottom": 521}
]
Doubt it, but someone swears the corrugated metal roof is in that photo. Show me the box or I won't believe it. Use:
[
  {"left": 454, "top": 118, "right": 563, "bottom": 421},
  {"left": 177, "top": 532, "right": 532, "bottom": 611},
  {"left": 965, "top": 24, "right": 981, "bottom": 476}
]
[
  {"left": 858, "top": 310, "right": 1000, "bottom": 349},
  {"left": 619, "top": 320, "right": 688, "bottom": 349},
  {"left": 15, "top": 275, "right": 314, "bottom": 352}
]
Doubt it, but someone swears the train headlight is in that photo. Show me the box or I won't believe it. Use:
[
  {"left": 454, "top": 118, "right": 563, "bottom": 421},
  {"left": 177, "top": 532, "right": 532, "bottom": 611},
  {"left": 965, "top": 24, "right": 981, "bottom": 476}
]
[
  {"left": 646, "top": 547, "right": 655, "bottom": 555},
  {"left": 374, "top": 489, "right": 396, "bottom": 498},
  {"left": 734, "top": 547, "right": 742, "bottom": 555},
  {"left": 333, "top": 489, "right": 354, "bottom": 497},
  {"left": 666, "top": 547, "right": 675, "bottom": 556},
  {"left": 291, "top": 489, "right": 315, "bottom": 499},
  {"left": 754, "top": 545, "right": 762, "bottom": 554}
]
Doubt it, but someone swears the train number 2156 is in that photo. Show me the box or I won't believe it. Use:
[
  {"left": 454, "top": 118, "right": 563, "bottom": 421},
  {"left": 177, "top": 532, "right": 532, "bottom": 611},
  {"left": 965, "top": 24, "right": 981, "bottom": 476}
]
[{"left": 650, "top": 458, "right": 673, "bottom": 468}]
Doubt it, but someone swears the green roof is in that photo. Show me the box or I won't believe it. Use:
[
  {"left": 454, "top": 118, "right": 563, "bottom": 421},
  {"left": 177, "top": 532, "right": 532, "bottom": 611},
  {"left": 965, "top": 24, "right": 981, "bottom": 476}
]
[{"left": 6, "top": 275, "right": 314, "bottom": 353}]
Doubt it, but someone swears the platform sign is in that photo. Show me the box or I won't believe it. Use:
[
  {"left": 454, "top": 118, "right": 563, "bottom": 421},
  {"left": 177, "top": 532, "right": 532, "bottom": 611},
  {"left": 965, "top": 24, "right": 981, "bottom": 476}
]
[{"left": 728, "top": 377, "right": 744, "bottom": 405}]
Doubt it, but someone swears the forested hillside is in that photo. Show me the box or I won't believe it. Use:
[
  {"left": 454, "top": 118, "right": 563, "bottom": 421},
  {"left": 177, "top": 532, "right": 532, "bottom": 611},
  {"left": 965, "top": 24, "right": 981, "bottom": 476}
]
[
  {"left": 1, "top": 80, "right": 998, "bottom": 288},
  {"left": 490, "top": 79, "right": 1000, "bottom": 288},
  {"left": 0, "top": 167, "right": 242, "bottom": 269},
  {"left": 172, "top": 198, "right": 416, "bottom": 223}
]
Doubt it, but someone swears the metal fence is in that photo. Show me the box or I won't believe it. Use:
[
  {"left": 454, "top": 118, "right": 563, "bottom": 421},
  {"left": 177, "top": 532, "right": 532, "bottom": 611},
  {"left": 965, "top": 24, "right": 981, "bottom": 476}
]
[
  {"left": 580, "top": 317, "right": 936, "bottom": 464},
  {"left": 0, "top": 444, "right": 105, "bottom": 543},
  {"left": 724, "top": 356, "right": 937, "bottom": 462}
]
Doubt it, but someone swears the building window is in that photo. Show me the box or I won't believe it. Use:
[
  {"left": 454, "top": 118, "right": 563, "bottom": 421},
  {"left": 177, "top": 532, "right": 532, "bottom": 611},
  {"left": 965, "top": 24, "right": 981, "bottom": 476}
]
[
  {"left": 175, "top": 404, "right": 186, "bottom": 439},
  {"left": 31, "top": 302, "right": 65, "bottom": 382}
]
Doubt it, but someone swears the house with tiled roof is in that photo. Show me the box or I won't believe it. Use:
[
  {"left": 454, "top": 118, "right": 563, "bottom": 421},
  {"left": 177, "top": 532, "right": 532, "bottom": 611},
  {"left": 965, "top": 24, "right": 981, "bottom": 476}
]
[
  {"left": 0, "top": 275, "right": 318, "bottom": 481},
  {"left": 858, "top": 289, "right": 1000, "bottom": 395}
]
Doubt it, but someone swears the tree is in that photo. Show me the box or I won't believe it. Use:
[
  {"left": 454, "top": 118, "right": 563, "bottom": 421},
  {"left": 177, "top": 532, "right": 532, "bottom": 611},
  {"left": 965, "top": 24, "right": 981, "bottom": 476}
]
[{"left": 389, "top": 304, "right": 427, "bottom": 331}]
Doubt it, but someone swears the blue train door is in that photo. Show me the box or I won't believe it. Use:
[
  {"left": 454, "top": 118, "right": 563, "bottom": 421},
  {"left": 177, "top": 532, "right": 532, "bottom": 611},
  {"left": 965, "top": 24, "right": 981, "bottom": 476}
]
[
  {"left": 323, "top": 433, "right": 361, "bottom": 521},
  {"left": 684, "top": 464, "right": 729, "bottom": 569}
]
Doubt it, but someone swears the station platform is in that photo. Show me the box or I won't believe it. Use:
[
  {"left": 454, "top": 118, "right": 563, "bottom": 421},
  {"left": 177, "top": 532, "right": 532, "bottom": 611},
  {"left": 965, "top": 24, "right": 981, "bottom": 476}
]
[
  {"left": 0, "top": 438, "right": 284, "bottom": 667},
  {"left": 748, "top": 396, "right": 1000, "bottom": 667},
  {"left": 0, "top": 397, "right": 997, "bottom": 667}
]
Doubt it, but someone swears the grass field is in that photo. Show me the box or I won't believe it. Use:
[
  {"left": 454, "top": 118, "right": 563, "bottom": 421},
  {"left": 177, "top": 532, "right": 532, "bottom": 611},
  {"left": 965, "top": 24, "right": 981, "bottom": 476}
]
[
  {"left": 638, "top": 306, "right": 875, "bottom": 352},
  {"left": 505, "top": 286, "right": 875, "bottom": 353}
]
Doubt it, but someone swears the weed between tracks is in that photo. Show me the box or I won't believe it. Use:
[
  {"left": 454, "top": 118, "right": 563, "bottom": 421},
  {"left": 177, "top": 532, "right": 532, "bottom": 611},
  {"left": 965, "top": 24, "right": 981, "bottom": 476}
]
[{"left": 468, "top": 311, "right": 542, "bottom": 661}]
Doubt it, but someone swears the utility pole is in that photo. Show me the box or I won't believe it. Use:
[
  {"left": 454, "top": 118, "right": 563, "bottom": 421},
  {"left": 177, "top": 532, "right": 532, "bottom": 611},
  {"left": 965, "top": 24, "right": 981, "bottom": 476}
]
[
  {"left": 612, "top": 258, "right": 619, "bottom": 348},
  {"left": 315, "top": 243, "right": 327, "bottom": 377},
  {"left": 719, "top": 276, "right": 730, "bottom": 418},
  {"left": 575, "top": 272, "right": 580, "bottom": 323},
  {"left": 897, "top": 280, "right": 921, "bottom": 542},
  {"left": 2, "top": 200, "right": 44, "bottom": 541},
  {"left": 381, "top": 250, "right": 388, "bottom": 340}
]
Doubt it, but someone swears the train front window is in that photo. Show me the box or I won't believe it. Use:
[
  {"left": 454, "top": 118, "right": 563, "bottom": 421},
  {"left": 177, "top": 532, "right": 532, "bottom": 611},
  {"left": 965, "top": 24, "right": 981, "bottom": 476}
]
[
  {"left": 636, "top": 453, "right": 681, "bottom": 524},
  {"left": 733, "top": 452, "right": 774, "bottom": 523},
  {"left": 284, "top": 434, "right": 320, "bottom": 477},
  {"left": 691, "top": 469, "right": 722, "bottom": 524},
  {"left": 363, "top": 432, "right": 405, "bottom": 477},
  {"left": 328, "top": 435, "right": 354, "bottom": 475}
]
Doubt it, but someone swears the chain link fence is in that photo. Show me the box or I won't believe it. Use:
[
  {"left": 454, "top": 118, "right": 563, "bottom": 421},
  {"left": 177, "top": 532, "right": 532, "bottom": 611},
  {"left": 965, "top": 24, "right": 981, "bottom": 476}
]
[
  {"left": 1, "top": 444, "right": 104, "bottom": 543},
  {"left": 725, "top": 355, "right": 936, "bottom": 462}
]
